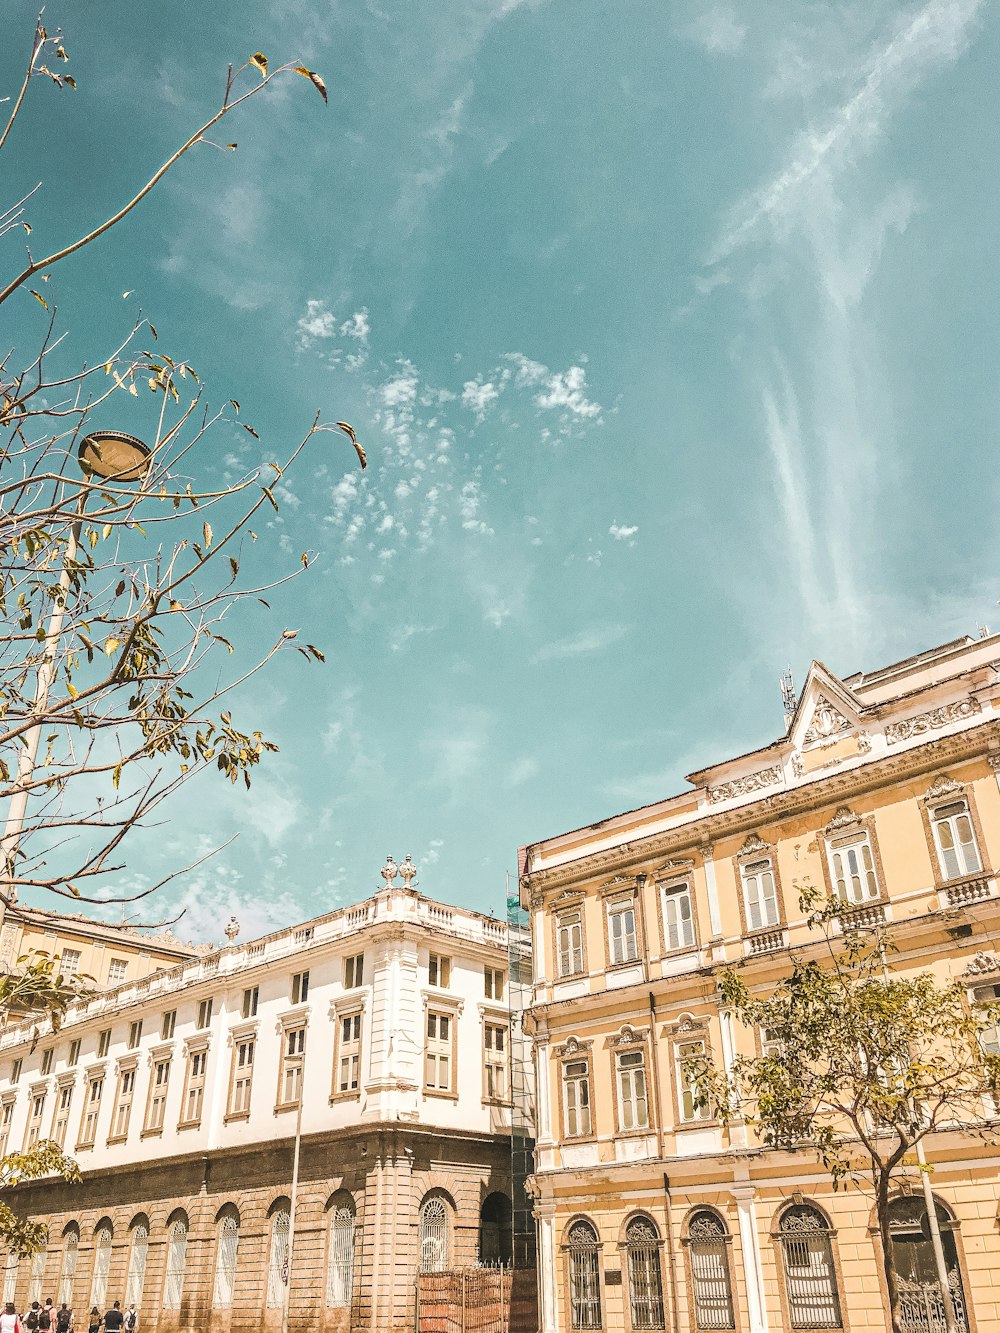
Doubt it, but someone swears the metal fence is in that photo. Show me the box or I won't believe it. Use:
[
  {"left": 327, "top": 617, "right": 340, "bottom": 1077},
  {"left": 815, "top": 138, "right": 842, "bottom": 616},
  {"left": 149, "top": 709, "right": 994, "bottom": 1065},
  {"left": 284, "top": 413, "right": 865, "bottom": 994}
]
[
  {"left": 897, "top": 1276, "right": 969, "bottom": 1333},
  {"left": 417, "top": 1267, "right": 515, "bottom": 1333}
]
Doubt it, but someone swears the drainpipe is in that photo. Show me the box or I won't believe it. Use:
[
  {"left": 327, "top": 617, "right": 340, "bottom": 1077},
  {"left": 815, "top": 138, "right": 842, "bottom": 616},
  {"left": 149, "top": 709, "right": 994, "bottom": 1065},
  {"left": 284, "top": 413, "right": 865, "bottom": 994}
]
[
  {"left": 662, "top": 1173, "right": 682, "bottom": 1333},
  {"left": 649, "top": 990, "right": 681, "bottom": 1333}
]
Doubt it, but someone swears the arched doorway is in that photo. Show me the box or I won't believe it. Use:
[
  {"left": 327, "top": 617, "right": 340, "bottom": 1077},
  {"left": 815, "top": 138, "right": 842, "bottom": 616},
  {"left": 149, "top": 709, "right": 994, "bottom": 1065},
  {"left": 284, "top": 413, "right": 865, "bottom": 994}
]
[
  {"left": 479, "top": 1193, "right": 513, "bottom": 1266},
  {"left": 888, "top": 1196, "right": 969, "bottom": 1333}
]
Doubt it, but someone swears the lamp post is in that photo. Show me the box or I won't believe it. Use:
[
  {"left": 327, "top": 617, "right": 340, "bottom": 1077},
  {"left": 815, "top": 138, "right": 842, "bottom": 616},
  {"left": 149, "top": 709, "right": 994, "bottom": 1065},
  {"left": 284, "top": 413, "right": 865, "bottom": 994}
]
[
  {"left": 281, "top": 1053, "right": 306, "bottom": 1333},
  {"left": 0, "top": 432, "right": 151, "bottom": 922}
]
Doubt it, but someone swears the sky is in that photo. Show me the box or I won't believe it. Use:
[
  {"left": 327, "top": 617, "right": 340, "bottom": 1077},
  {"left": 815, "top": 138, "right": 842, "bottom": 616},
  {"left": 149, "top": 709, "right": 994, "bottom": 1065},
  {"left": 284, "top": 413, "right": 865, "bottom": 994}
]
[{"left": 3, "top": 0, "right": 1000, "bottom": 943}]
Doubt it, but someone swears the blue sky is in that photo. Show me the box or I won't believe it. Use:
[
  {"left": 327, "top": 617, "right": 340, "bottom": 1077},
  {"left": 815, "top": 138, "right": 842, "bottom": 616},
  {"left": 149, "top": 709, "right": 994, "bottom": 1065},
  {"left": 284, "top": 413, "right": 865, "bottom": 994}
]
[{"left": 4, "top": 0, "right": 1000, "bottom": 942}]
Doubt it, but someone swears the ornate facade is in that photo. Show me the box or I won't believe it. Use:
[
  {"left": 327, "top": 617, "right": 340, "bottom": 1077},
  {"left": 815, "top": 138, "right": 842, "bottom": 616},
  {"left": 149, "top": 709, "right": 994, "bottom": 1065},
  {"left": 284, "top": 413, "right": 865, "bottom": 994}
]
[
  {"left": 0, "top": 875, "right": 516, "bottom": 1331},
  {"left": 519, "top": 632, "right": 1000, "bottom": 1333}
]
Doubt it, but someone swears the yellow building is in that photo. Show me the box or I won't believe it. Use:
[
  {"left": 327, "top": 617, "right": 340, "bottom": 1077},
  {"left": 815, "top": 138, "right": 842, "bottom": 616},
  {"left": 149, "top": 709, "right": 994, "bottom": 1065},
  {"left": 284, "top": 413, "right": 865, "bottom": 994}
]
[
  {"left": 519, "top": 632, "right": 1000, "bottom": 1333},
  {"left": 0, "top": 902, "right": 206, "bottom": 992}
]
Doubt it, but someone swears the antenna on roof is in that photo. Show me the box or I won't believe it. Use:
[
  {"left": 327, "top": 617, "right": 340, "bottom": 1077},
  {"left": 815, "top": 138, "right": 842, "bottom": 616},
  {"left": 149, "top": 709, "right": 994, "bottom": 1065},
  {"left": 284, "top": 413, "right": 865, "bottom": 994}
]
[
  {"left": 780, "top": 667, "right": 797, "bottom": 731},
  {"left": 977, "top": 623, "right": 990, "bottom": 640}
]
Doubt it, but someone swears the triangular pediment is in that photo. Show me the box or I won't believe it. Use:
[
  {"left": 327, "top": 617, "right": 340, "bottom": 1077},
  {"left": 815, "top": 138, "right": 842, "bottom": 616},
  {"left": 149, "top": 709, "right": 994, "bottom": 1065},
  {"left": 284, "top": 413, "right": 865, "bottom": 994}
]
[{"left": 787, "top": 661, "right": 864, "bottom": 750}]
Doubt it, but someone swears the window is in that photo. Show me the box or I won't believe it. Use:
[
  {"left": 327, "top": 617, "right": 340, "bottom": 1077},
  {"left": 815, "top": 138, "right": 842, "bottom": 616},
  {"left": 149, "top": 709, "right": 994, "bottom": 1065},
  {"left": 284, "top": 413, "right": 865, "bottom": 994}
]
[
  {"left": 419, "top": 1198, "right": 449, "bottom": 1272},
  {"left": 2, "top": 1254, "right": 17, "bottom": 1304},
  {"left": 241, "top": 987, "right": 259, "bottom": 1020},
  {"left": 90, "top": 1225, "right": 112, "bottom": 1307},
  {"left": 778, "top": 1204, "right": 842, "bottom": 1329},
  {"left": 60, "top": 949, "right": 81, "bottom": 979},
  {"left": 266, "top": 1208, "right": 291, "bottom": 1307},
  {"left": 68, "top": 1039, "right": 80, "bottom": 1068},
  {"left": 662, "top": 882, "right": 695, "bottom": 952},
  {"left": 617, "top": 1050, "right": 649, "bottom": 1131},
  {"left": 280, "top": 1028, "right": 306, "bottom": 1106},
  {"left": 212, "top": 1213, "right": 239, "bottom": 1309},
  {"left": 125, "top": 1221, "right": 148, "bottom": 1308},
  {"left": 932, "top": 801, "right": 982, "bottom": 880},
  {"left": 557, "top": 912, "right": 584, "bottom": 977},
  {"left": 58, "top": 1228, "right": 78, "bottom": 1305},
  {"left": 127, "top": 1020, "right": 143, "bottom": 1050},
  {"left": 291, "top": 971, "right": 310, "bottom": 1005},
  {"left": 827, "top": 831, "right": 879, "bottom": 904},
  {"left": 97, "top": 1029, "right": 111, "bottom": 1059},
  {"left": 52, "top": 1085, "right": 73, "bottom": 1149},
  {"left": 79, "top": 1075, "right": 103, "bottom": 1147},
  {"left": 760, "top": 1027, "right": 785, "bottom": 1059},
  {"left": 108, "top": 958, "right": 127, "bottom": 985},
  {"left": 687, "top": 1211, "right": 735, "bottom": 1330},
  {"left": 197, "top": 998, "right": 213, "bottom": 1030},
  {"left": 228, "top": 1038, "right": 255, "bottom": 1118},
  {"left": 24, "top": 1090, "right": 46, "bottom": 1150},
  {"left": 428, "top": 954, "right": 451, "bottom": 988},
  {"left": 626, "top": 1217, "right": 665, "bottom": 1331},
  {"left": 337, "top": 1015, "right": 362, "bottom": 1096},
  {"left": 608, "top": 899, "right": 638, "bottom": 966},
  {"left": 110, "top": 1067, "right": 136, "bottom": 1139},
  {"left": 0, "top": 1101, "right": 13, "bottom": 1157},
  {"left": 11, "top": 1058, "right": 22, "bottom": 1084},
  {"left": 677, "top": 1040, "right": 709, "bottom": 1122},
  {"left": 28, "top": 1243, "right": 46, "bottom": 1305},
  {"left": 484, "top": 1023, "right": 508, "bottom": 1101},
  {"left": 163, "top": 1217, "right": 188, "bottom": 1310},
  {"left": 563, "top": 1060, "right": 592, "bottom": 1138},
  {"left": 485, "top": 967, "right": 505, "bottom": 1001},
  {"left": 741, "top": 859, "right": 779, "bottom": 931},
  {"left": 326, "top": 1201, "right": 355, "bottom": 1308},
  {"left": 425, "top": 1012, "right": 452, "bottom": 1092},
  {"left": 344, "top": 955, "right": 364, "bottom": 989},
  {"left": 181, "top": 1049, "right": 208, "bottom": 1125},
  {"left": 567, "top": 1220, "right": 601, "bottom": 1330},
  {"left": 144, "top": 1060, "right": 170, "bottom": 1134},
  {"left": 161, "top": 1010, "right": 176, "bottom": 1040},
  {"left": 40, "top": 1049, "right": 54, "bottom": 1076}
]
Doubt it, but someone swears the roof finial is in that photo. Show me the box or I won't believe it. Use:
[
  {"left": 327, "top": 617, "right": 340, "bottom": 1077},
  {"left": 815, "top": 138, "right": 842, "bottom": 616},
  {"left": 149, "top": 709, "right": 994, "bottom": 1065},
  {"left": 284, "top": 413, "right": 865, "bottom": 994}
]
[
  {"left": 399, "top": 854, "right": 418, "bottom": 889},
  {"left": 381, "top": 855, "right": 398, "bottom": 887},
  {"left": 780, "top": 667, "right": 797, "bottom": 730}
]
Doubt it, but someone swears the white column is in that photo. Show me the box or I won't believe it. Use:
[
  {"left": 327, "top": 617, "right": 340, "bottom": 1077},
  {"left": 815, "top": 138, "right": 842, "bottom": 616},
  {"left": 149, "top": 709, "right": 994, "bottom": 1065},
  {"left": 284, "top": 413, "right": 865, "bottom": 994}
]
[
  {"left": 702, "top": 846, "right": 723, "bottom": 939},
  {"left": 718, "top": 1011, "right": 747, "bottom": 1148},
  {"left": 537, "top": 1213, "right": 558, "bottom": 1333},
  {"left": 536, "top": 1040, "right": 552, "bottom": 1142},
  {"left": 732, "top": 1185, "right": 769, "bottom": 1333}
]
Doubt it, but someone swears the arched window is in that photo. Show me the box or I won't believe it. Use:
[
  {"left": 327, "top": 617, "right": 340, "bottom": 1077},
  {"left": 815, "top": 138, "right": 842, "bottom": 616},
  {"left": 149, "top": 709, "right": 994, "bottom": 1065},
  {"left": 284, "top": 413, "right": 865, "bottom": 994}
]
[
  {"left": 326, "top": 1198, "right": 355, "bottom": 1309},
  {"left": 419, "top": 1198, "right": 449, "bottom": 1273},
  {"left": 625, "top": 1216, "right": 664, "bottom": 1331},
  {"left": 479, "top": 1193, "right": 513, "bottom": 1267},
  {"left": 567, "top": 1220, "right": 601, "bottom": 1330},
  {"left": 89, "top": 1223, "right": 113, "bottom": 1309},
  {"left": 687, "top": 1211, "right": 735, "bottom": 1330},
  {"left": 163, "top": 1215, "right": 188, "bottom": 1311},
  {"left": 266, "top": 1206, "right": 291, "bottom": 1308},
  {"left": 58, "top": 1226, "right": 78, "bottom": 1306},
  {"left": 125, "top": 1220, "right": 148, "bottom": 1308},
  {"left": 888, "top": 1196, "right": 968, "bottom": 1332},
  {"left": 778, "top": 1204, "right": 842, "bottom": 1329},
  {"left": 28, "top": 1240, "right": 47, "bottom": 1305},
  {"left": 212, "top": 1210, "right": 239, "bottom": 1309}
]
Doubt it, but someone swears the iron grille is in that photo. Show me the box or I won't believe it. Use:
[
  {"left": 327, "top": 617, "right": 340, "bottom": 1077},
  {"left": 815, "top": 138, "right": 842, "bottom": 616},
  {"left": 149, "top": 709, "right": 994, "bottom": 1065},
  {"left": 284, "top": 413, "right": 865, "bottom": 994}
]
[
  {"left": 626, "top": 1220, "right": 665, "bottom": 1330},
  {"left": 569, "top": 1223, "right": 602, "bottom": 1330},
  {"left": 688, "top": 1212, "right": 735, "bottom": 1330},
  {"left": 779, "top": 1206, "right": 842, "bottom": 1330}
]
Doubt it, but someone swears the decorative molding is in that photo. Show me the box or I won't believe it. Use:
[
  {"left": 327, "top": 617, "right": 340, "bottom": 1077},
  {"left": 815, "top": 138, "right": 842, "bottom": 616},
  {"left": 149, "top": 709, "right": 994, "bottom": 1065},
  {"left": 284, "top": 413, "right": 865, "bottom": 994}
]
[
  {"left": 961, "top": 951, "right": 1000, "bottom": 978},
  {"left": 668, "top": 1012, "right": 708, "bottom": 1037},
  {"left": 791, "top": 753, "right": 804, "bottom": 778},
  {"left": 885, "top": 698, "right": 982, "bottom": 745},
  {"left": 226, "top": 1020, "right": 259, "bottom": 1046},
  {"left": 922, "top": 773, "right": 964, "bottom": 805},
  {"left": 825, "top": 806, "right": 861, "bottom": 834},
  {"left": 554, "top": 1035, "right": 592, "bottom": 1059},
  {"left": 736, "top": 832, "right": 771, "bottom": 861},
  {"left": 708, "top": 767, "right": 782, "bottom": 804},
  {"left": 608, "top": 1024, "right": 648, "bottom": 1049},
  {"left": 600, "top": 874, "right": 638, "bottom": 897},
  {"left": 802, "top": 696, "right": 852, "bottom": 747},
  {"left": 857, "top": 731, "right": 872, "bottom": 755},
  {"left": 988, "top": 754, "right": 1000, "bottom": 773},
  {"left": 653, "top": 858, "right": 695, "bottom": 879}
]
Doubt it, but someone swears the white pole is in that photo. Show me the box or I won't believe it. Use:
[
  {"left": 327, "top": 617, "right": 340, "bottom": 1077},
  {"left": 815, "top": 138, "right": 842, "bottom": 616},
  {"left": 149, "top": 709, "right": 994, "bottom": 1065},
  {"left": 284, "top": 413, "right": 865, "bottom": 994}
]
[{"left": 281, "top": 1057, "right": 305, "bottom": 1333}]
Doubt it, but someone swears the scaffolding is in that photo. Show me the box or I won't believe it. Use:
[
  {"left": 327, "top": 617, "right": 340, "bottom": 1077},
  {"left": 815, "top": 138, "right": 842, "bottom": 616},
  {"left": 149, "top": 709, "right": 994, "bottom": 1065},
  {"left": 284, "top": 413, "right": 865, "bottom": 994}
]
[{"left": 507, "top": 874, "right": 536, "bottom": 1270}]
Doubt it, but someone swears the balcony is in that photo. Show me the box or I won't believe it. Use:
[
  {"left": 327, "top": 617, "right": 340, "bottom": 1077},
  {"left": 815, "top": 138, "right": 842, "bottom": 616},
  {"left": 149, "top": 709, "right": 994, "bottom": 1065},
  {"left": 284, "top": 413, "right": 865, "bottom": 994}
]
[
  {"left": 746, "top": 928, "right": 785, "bottom": 956},
  {"left": 835, "top": 901, "right": 887, "bottom": 931},
  {"left": 941, "top": 874, "right": 993, "bottom": 909}
]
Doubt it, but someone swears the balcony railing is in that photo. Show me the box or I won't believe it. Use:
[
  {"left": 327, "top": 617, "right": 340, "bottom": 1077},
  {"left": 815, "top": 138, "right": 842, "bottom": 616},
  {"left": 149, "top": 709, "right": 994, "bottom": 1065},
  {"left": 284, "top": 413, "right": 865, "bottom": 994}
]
[
  {"left": 942, "top": 875, "right": 992, "bottom": 908},
  {"left": 835, "top": 901, "right": 886, "bottom": 931},
  {"left": 747, "top": 929, "right": 785, "bottom": 956}
]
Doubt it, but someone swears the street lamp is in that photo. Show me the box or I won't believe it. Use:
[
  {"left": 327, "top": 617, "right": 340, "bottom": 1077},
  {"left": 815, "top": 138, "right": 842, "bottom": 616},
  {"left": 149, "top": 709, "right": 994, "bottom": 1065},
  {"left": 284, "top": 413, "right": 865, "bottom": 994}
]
[
  {"left": 0, "top": 431, "right": 152, "bottom": 917},
  {"left": 281, "top": 1054, "right": 306, "bottom": 1333}
]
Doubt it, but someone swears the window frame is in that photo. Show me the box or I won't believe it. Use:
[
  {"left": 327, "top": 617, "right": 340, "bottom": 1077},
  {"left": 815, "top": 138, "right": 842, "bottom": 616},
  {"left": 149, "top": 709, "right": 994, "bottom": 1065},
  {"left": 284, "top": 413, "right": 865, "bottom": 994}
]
[
  {"left": 196, "top": 998, "right": 214, "bottom": 1031},
  {"left": 683, "top": 1209, "right": 736, "bottom": 1332},
  {"left": 291, "top": 971, "right": 310, "bottom": 1005},
  {"left": 226, "top": 1034, "right": 256, "bottom": 1121},
  {"left": 23, "top": 1087, "right": 47, "bottom": 1151},
  {"left": 162, "top": 1214, "right": 188, "bottom": 1312},
  {"left": 623, "top": 1214, "right": 666, "bottom": 1332},
  {"left": 418, "top": 1196, "right": 451, "bottom": 1274},
  {"left": 143, "top": 1056, "right": 171, "bottom": 1137},
  {"left": 212, "top": 1211, "right": 239, "bottom": 1310},
  {"left": 819, "top": 810, "right": 887, "bottom": 909},
  {"left": 919, "top": 778, "right": 988, "bottom": 888},
  {"left": 343, "top": 954, "right": 364, "bottom": 989},
  {"left": 669, "top": 1021, "right": 714, "bottom": 1126},
  {"left": 613, "top": 1042, "right": 651, "bottom": 1135},
  {"left": 107, "top": 957, "right": 128, "bottom": 985},
  {"left": 325, "top": 1196, "right": 356, "bottom": 1309},
  {"left": 241, "top": 987, "right": 259, "bottom": 1019},
  {"left": 77, "top": 1071, "right": 104, "bottom": 1149},
  {"left": 774, "top": 1201, "right": 843, "bottom": 1331},
  {"left": 50, "top": 1079, "right": 74, "bottom": 1149},
  {"left": 424, "top": 1009, "right": 456, "bottom": 1097},
  {"left": 658, "top": 878, "right": 697, "bottom": 956},
  {"left": 96, "top": 1030, "right": 111, "bottom": 1059},
  {"left": 554, "top": 907, "right": 586, "bottom": 979},
  {"left": 557, "top": 1042, "right": 595, "bottom": 1141},
  {"left": 266, "top": 1204, "right": 291, "bottom": 1308},
  {"left": 108, "top": 1061, "right": 138, "bottom": 1143},
  {"left": 484, "top": 966, "right": 505, "bottom": 1001},
  {"left": 276, "top": 1024, "right": 307, "bottom": 1111},
  {"left": 178, "top": 1041, "right": 210, "bottom": 1129},
  {"left": 565, "top": 1218, "right": 603, "bottom": 1331},
  {"left": 160, "top": 1010, "right": 176, "bottom": 1041},
  {"left": 428, "top": 954, "right": 452, "bottom": 989},
  {"left": 483, "top": 1020, "right": 509, "bottom": 1104},
  {"left": 332, "top": 1009, "right": 363, "bottom": 1101},
  {"left": 605, "top": 895, "right": 640, "bottom": 969}
]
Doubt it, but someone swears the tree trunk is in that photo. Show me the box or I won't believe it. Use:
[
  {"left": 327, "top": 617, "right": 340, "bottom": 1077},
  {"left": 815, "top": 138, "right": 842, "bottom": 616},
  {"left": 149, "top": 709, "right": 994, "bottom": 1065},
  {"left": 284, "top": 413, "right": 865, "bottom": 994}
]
[{"left": 876, "top": 1173, "right": 906, "bottom": 1333}]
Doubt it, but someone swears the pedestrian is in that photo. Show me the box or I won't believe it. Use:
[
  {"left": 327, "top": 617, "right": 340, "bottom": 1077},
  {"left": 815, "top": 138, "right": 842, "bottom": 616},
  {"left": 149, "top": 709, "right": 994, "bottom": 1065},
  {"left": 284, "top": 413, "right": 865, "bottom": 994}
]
[
  {"left": 54, "top": 1307, "right": 71, "bottom": 1333},
  {"left": 86, "top": 1308, "right": 100, "bottom": 1333},
  {"left": 38, "top": 1302, "right": 53, "bottom": 1333},
  {"left": 122, "top": 1308, "right": 136, "bottom": 1333},
  {"left": 101, "top": 1305, "right": 122, "bottom": 1333},
  {"left": 24, "top": 1305, "right": 39, "bottom": 1332},
  {"left": 1, "top": 1303, "right": 22, "bottom": 1333}
]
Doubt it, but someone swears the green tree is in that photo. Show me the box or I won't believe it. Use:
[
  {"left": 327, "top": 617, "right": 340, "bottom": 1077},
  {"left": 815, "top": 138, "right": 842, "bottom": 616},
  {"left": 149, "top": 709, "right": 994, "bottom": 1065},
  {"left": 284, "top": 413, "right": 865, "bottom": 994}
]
[
  {"left": 687, "top": 906, "right": 999, "bottom": 1333},
  {"left": 0, "top": 18, "right": 363, "bottom": 1257}
]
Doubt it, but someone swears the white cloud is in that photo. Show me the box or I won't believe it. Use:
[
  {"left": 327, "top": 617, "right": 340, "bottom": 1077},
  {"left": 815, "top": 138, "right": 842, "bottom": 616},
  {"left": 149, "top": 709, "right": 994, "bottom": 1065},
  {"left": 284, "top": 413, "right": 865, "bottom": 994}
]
[
  {"left": 462, "top": 376, "right": 502, "bottom": 421},
  {"left": 340, "top": 308, "right": 370, "bottom": 343},
  {"left": 382, "top": 363, "right": 420, "bottom": 408},
  {"left": 535, "top": 365, "right": 602, "bottom": 420},
  {"left": 296, "top": 298, "right": 338, "bottom": 347},
  {"left": 685, "top": 7, "right": 747, "bottom": 55},
  {"left": 533, "top": 624, "right": 627, "bottom": 663},
  {"left": 609, "top": 522, "right": 639, "bottom": 543}
]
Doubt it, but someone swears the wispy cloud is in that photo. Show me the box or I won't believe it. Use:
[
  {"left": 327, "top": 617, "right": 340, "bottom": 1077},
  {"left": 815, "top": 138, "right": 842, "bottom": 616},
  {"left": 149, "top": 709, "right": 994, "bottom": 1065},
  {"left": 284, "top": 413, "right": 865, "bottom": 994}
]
[
  {"left": 683, "top": 7, "right": 747, "bottom": 56},
  {"left": 532, "top": 624, "right": 627, "bottom": 663},
  {"left": 609, "top": 521, "right": 638, "bottom": 545}
]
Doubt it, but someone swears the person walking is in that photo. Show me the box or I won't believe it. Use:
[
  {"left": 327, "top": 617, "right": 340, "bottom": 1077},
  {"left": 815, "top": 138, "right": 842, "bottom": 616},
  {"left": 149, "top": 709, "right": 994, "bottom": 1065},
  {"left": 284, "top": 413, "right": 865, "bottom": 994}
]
[
  {"left": 86, "top": 1308, "right": 100, "bottom": 1333},
  {"left": 24, "top": 1304, "right": 39, "bottom": 1332},
  {"left": 53, "top": 1307, "right": 71, "bottom": 1333},
  {"left": 1, "top": 1303, "right": 22, "bottom": 1333},
  {"left": 122, "top": 1308, "right": 136, "bottom": 1333},
  {"left": 100, "top": 1305, "right": 121, "bottom": 1333},
  {"left": 38, "top": 1302, "right": 53, "bottom": 1333}
]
